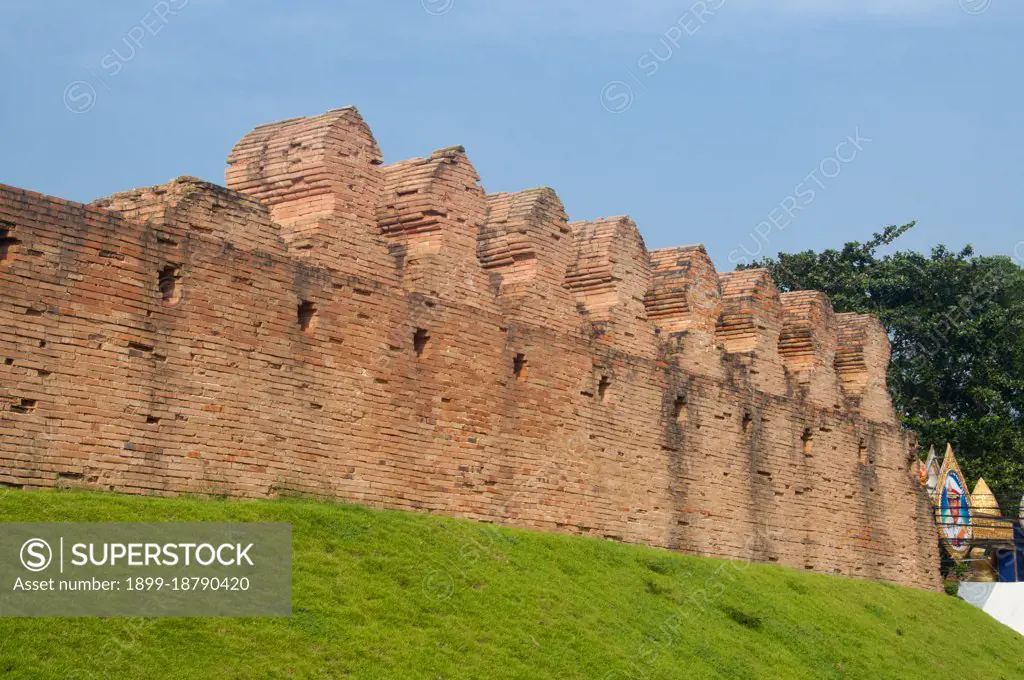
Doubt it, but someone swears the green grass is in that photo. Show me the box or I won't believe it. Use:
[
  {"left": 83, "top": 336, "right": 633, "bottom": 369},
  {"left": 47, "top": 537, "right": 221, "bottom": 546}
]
[{"left": 0, "top": 490, "right": 1021, "bottom": 679}]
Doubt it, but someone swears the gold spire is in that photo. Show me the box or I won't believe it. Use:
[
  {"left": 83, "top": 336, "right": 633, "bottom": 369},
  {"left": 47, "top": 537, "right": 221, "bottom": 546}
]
[{"left": 973, "top": 478, "right": 1013, "bottom": 543}]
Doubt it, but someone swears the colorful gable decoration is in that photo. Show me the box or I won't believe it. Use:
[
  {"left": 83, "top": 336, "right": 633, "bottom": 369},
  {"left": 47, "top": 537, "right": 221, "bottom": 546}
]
[
  {"left": 972, "top": 478, "right": 1013, "bottom": 543},
  {"left": 935, "top": 444, "right": 973, "bottom": 561}
]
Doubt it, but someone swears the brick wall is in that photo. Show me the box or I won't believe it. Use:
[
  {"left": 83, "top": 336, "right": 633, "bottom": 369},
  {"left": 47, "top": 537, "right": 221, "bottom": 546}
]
[{"left": 0, "top": 107, "right": 940, "bottom": 589}]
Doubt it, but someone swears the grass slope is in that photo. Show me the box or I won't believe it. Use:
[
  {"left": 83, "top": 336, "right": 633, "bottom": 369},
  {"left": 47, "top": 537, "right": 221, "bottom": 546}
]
[{"left": 0, "top": 490, "right": 1020, "bottom": 679}]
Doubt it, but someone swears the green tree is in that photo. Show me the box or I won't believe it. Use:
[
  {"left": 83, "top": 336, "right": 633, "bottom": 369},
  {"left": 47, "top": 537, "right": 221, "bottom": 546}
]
[{"left": 742, "top": 224, "right": 1024, "bottom": 499}]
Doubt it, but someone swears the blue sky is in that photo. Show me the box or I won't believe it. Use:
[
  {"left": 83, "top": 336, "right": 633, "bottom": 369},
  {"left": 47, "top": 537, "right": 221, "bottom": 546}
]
[{"left": 1, "top": 0, "right": 1021, "bottom": 269}]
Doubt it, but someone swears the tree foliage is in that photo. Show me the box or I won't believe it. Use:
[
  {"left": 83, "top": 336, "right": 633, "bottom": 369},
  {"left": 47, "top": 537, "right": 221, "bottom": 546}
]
[{"left": 742, "top": 223, "right": 1024, "bottom": 498}]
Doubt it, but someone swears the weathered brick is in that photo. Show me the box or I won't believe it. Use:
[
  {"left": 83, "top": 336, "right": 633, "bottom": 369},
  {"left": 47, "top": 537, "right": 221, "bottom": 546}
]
[{"left": 0, "top": 107, "right": 940, "bottom": 590}]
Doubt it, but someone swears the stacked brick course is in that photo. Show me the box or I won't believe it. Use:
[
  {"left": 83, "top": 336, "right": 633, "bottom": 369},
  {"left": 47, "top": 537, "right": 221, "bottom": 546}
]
[{"left": 0, "top": 107, "right": 940, "bottom": 589}]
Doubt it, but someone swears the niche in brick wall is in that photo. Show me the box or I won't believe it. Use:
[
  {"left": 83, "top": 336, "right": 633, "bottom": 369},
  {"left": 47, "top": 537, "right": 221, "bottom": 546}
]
[
  {"left": 598, "top": 375, "right": 612, "bottom": 404},
  {"left": 673, "top": 395, "right": 688, "bottom": 425},
  {"left": 10, "top": 398, "right": 37, "bottom": 414},
  {"left": 298, "top": 300, "right": 318, "bottom": 334},
  {"left": 413, "top": 328, "right": 430, "bottom": 358},
  {"left": 801, "top": 428, "right": 814, "bottom": 455},
  {"left": 513, "top": 353, "right": 528, "bottom": 382},
  {"left": 1, "top": 223, "right": 21, "bottom": 263},
  {"left": 858, "top": 438, "right": 871, "bottom": 465},
  {"left": 158, "top": 265, "right": 182, "bottom": 306}
]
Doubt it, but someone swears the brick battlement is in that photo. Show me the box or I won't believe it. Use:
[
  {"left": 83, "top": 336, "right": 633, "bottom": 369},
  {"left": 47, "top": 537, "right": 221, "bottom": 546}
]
[{"left": 0, "top": 107, "right": 939, "bottom": 589}]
